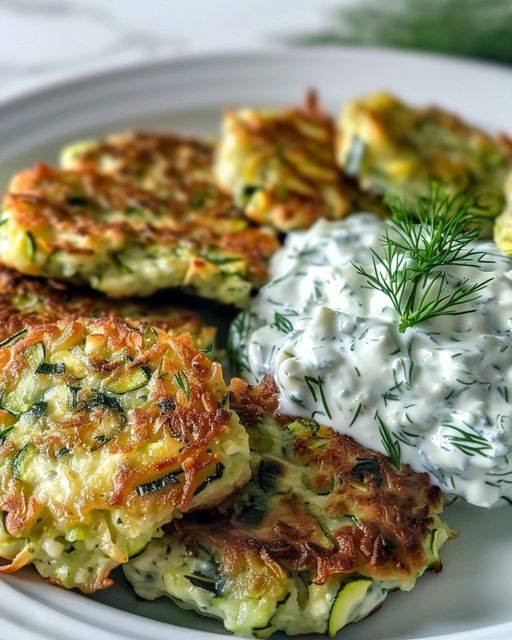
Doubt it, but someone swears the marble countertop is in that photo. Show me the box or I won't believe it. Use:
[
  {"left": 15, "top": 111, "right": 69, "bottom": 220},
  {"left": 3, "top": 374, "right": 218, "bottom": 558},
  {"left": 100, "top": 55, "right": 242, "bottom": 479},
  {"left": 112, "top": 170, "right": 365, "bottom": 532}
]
[{"left": 0, "top": 0, "right": 344, "bottom": 99}]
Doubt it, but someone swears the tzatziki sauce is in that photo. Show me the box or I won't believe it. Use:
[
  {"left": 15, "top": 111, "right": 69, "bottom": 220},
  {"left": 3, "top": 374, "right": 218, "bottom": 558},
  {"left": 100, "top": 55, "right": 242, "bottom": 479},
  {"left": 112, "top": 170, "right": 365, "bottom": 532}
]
[{"left": 230, "top": 214, "right": 512, "bottom": 507}]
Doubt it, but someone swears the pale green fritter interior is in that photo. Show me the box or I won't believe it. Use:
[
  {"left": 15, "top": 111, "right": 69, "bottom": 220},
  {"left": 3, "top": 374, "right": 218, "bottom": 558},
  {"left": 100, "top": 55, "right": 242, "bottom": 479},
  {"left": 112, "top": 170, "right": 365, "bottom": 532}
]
[
  {"left": 338, "top": 91, "right": 510, "bottom": 227},
  {"left": 0, "top": 207, "right": 255, "bottom": 305},
  {"left": 125, "top": 413, "right": 450, "bottom": 637},
  {"left": 0, "top": 318, "right": 250, "bottom": 592}
]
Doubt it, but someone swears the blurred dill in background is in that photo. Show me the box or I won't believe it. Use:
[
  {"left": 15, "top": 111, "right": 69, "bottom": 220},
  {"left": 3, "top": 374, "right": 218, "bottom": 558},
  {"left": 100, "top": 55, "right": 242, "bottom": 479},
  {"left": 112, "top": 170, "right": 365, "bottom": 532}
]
[{"left": 292, "top": 0, "right": 512, "bottom": 65}]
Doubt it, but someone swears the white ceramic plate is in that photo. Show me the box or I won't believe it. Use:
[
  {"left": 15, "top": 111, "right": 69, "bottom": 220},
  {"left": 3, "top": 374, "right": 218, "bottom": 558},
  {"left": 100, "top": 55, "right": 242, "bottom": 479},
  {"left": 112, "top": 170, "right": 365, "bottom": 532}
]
[{"left": 0, "top": 48, "right": 511, "bottom": 640}]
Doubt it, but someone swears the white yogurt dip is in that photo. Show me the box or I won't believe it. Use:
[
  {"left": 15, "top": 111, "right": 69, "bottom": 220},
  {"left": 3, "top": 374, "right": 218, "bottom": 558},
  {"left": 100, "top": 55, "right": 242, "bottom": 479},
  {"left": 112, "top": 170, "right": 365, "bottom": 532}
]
[{"left": 230, "top": 214, "right": 512, "bottom": 507}]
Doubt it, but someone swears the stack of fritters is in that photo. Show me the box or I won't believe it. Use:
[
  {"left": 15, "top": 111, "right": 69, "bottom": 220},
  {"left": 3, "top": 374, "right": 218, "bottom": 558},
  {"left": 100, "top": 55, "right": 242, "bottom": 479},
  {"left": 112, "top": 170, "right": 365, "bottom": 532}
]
[
  {"left": 126, "top": 378, "right": 450, "bottom": 637},
  {"left": 0, "top": 268, "right": 216, "bottom": 352},
  {"left": 3, "top": 91, "right": 507, "bottom": 636}
]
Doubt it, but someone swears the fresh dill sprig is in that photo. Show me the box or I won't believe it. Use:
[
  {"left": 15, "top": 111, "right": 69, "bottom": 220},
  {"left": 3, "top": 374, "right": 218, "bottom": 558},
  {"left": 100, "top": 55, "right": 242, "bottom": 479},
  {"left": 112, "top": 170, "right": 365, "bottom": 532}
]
[
  {"left": 354, "top": 185, "right": 492, "bottom": 333},
  {"left": 273, "top": 311, "right": 294, "bottom": 333},
  {"left": 174, "top": 370, "right": 190, "bottom": 400},
  {"left": 348, "top": 402, "right": 362, "bottom": 427},
  {"left": 304, "top": 375, "right": 332, "bottom": 420},
  {"left": 375, "top": 412, "right": 401, "bottom": 469},
  {"left": 227, "top": 309, "right": 257, "bottom": 374}
]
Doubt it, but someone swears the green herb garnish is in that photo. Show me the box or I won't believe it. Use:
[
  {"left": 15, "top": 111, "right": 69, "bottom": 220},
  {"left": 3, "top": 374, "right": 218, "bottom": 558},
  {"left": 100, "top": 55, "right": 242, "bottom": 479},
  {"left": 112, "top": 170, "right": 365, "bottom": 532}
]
[
  {"left": 354, "top": 186, "right": 492, "bottom": 333},
  {"left": 348, "top": 402, "right": 362, "bottom": 427},
  {"left": 174, "top": 370, "right": 190, "bottom": 400},
  {"left": 376, "top": 412, "right": 401, "bottom": 469},
  {"left": 227, "top": 309, "right": 258, "bottom": 374},
  {"left": 304, "top": 375, "right": 332, "bottom": 420},
  {"left": 273, "top": 311, "right": 294, "bottom": 333},
  {"left": 440, "top": 422, "right": 492, "bottom": 458}
]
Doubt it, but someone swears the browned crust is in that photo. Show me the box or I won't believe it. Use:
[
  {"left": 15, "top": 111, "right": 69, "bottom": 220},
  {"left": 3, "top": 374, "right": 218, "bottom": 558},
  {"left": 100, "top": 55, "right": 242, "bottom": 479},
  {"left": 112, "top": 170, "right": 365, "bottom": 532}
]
[
  {"left": 5, "top": 164, "right": 278, "bottom": 284},
  {"left": 234, "top": 90, "right": 333, "bottom": 143},
  {"left": 226, "top": 92, "right": 352, "bottom": 229},
  {"left": 0, "top": 545, "right": 34, "bottom": 574},
  {"left": 0, "top": 268, "right": 214, "bottom": 344},
  {"left": 229, "top": 374, "right": 279, "bottom": 425},
  {"left": 0, "top": 317, "right": 233, "bottom": 539},
  {"left": 178, "top": 375, "right": 444, "bottom": 585},
  {"left": 66, "top": 131, "right": 215, "bottom": 189},
  {"left": 61, "top": 131, "right": 250, "bottom": 235},
  {"left": 498, "top": 132, "right": 512, "bottom": 164}
]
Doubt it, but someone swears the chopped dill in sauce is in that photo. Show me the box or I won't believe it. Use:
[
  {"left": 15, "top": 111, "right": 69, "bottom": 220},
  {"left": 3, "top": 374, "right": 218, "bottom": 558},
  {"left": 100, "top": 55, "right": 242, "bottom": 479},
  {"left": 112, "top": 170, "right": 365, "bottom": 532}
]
[{"left": 230, "top": 213, "right": 512, "bottom": 507}]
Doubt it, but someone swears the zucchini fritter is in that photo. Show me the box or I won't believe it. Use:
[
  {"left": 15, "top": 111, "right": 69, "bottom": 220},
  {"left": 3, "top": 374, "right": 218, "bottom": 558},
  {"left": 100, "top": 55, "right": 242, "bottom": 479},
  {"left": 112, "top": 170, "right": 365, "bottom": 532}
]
[
  {"left": 215, "top": 92, "right": 351, "bottom": 231},
  {"left": 338, "top": 91, "right": 511, "bottom": 226},
  {"left": 125, "top": 378, "right": 450, "bottom": 637},
  {"left": 0, "top": 268, "right": 216, "bottom": 353},
  {"left": 0, "top": 318, "right": 250, "bottom": 592},
  {"left": 493, "top": 173, "right": 512, "bottom": 252},
  {"left": 61, "top": 131, "right": 218, "bottom": 198},
  {"left": 0, "top": 164, "right": 278, "bottom": 305}
]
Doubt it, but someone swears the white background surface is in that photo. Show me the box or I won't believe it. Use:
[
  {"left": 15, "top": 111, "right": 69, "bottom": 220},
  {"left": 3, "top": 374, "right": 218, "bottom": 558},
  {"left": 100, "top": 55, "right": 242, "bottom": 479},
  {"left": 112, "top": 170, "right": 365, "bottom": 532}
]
[{"left": 0, "top": 0, "right": 349, "bottom": 98}]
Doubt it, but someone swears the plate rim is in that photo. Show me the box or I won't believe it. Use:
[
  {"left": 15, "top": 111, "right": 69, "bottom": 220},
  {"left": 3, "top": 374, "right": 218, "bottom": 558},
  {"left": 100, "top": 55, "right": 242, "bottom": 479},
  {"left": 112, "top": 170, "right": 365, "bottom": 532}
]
[
  {"left": 0, "top": 44, "right": 511, "bottom": 114},
  {"left": 3, "top": 567, "right": 512, "bottom": 640}
]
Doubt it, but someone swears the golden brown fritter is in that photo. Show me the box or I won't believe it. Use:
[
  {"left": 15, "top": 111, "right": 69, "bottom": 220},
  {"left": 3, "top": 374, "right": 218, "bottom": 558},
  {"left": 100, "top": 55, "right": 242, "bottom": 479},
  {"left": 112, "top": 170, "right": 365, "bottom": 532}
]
[
  {"left": 229, "top": 377, "right": 446, "bottom": 586},
  {"left": 338, "top": 91, "right": 512, "bottom": 228},
  {"left": 61, "top": 131, "right": 218, "bottom": 197},
  {"left": 0, "top": 268, "right": 216, "bottom": 352},
  {"left": 0, "top": 164, "right": 278, "bottom": 305},
  {"left": 62, "top": 127, "right": 382, "bottom": 227},
  {"left": 0, "top": 317, "right": 250, "bottom": 592},
  {"left": 215, "top": 92, "right": 352, "bottom": 231},
  {"left": 494, "top": 172, "right": 512, "bottom": 253},
  {"left": 125, "top": 376, "right": 450, "bottom": 637}
]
